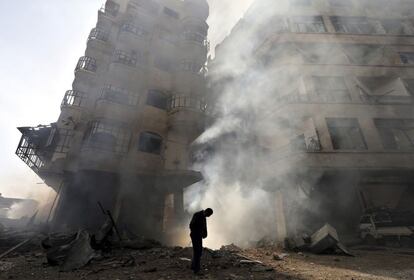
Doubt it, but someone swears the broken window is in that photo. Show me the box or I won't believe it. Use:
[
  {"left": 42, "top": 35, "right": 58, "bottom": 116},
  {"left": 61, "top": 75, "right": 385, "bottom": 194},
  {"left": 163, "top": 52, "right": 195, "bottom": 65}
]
[
  {"left": 120, "top": 22, "right": 149, "bottom": 37},
  {"left": 290, "top": 16, "right": 326, "bottom": 33},
  {"left": 100, "top": 85, "right": 139, "bottom": 106},
  {"left": 342, "top": 44, "right": 389, "bottom": 65},
  {"left": 146, "top": 90, "right": 168, "bottom": 110},
  {"left": 113, "top": 50, "right": 139, "bottom": 67},
  {"left": 154, "top": 57, "right": 172, "bottom": 72},
  {"left": 399, "top": 52, "right": 414, "bottom": 64},
  {"left": 101, "top": 0, "right": 120, "bottom": 17},
  {"left": 62, "top": 90, "right": 86, "bottom": 107},
  {"left": 139, "top": 132, "right": 162, "bottom": 154},
  {"left": 75, "top": 56, "right": 97, "bottom": 73},
  {"left": 380, "top": 19, "right": 412, "bottom": 35},
  {"left": 86, "top": 120, "right": 131, "bottom": 154},
  {"left": 356, "top": 77, "right": 413, "bottom": 104},
  {"left": 312, "top": 76, "right": 351, "bottom": 102},
  {"left": 88, "top": 28, "right": 108, "bottom": 42},
  {"left": 375, "top": 119, "right": 414, "bottom": 150},
  {"left": 331, "top": 17, "right": 378, "bottom": 34},
  {"left": 163, "top": 7, "right": 179, "bottom": 19},
  {"left": 327, "top": 118, "right": 367, "bottom": 150}
]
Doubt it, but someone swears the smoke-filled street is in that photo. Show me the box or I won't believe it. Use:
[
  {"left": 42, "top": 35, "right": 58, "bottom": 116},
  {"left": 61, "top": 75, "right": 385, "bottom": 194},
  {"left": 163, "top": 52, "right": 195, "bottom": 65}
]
[{"left": 2, "top": 0, "right": 414, "bottom": 279}]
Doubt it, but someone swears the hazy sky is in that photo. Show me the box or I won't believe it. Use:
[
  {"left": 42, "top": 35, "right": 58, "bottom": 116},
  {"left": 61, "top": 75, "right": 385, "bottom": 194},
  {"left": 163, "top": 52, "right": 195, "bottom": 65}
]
[{"left": 0, "top": 0, "right": 253, "bottom": 201}]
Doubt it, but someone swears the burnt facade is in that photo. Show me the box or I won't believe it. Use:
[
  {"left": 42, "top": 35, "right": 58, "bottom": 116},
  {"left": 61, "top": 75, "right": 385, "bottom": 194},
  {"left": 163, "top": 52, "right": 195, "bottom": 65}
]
[
  {"left": 210, "top": 0, "right": 414, "bottom": 240},
  {"left": 16, "top": 0, "right": 210, "bottom": 242}
]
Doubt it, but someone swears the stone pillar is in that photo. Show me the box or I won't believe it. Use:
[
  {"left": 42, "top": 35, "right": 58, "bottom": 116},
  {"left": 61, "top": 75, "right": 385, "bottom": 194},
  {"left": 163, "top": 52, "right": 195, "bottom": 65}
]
[{"left": 275, "top": 191, "right": 288, "bottom": 241}]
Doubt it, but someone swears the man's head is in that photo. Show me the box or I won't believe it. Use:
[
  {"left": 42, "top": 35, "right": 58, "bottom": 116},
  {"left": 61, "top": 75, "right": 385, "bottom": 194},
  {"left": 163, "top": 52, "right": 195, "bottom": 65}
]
[{"left": 204, "top": 208, "right": 213, "bottom": 217}]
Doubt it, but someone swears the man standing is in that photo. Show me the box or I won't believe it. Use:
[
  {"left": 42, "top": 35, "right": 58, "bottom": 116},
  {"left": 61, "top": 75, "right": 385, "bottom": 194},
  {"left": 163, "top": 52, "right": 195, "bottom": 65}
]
[{"left": 189, "top": 208, "right": 213, "bottom": 274}]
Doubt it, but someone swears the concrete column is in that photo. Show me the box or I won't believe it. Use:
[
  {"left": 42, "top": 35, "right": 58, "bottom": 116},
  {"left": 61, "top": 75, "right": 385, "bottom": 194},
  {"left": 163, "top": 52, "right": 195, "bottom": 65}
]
[
  {"left": 173, "top": 189, "right": 184, "bottom": 218},
  {"left": 275, "top": 191, "right": 288, "bottom": 241}
]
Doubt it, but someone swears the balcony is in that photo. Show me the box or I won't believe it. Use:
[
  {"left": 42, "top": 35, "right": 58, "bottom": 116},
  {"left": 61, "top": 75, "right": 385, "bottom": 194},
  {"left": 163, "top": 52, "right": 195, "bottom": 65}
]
[
  {"left": 88, "top": 27, "right": 109, "bottom": 42},
  {"left": 16, "top": 125, "right": 57, "bottom": 173},
  {"left": 169, "top": 95, "right": 208, "bottom": 113},
  {"left": 98, "top": 85, "right": 138, "bottom": 107},
  {"left": 75, "top": 56, "right": 97, "bottom": 73},
  {"left": 61, "top": 90, "right": 86, "bottom": 109}
]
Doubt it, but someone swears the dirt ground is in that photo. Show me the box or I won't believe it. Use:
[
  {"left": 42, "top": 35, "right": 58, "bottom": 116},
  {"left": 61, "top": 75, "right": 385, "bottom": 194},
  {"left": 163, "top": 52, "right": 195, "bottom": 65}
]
[{"left": 1, "top": 243, "right": 414, "bottom": 280}]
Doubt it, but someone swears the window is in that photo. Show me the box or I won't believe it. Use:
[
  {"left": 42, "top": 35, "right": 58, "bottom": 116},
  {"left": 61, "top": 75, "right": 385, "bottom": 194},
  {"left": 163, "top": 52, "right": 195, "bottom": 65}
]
[
  {"left": 62, "top": 90, "right": 86, "bottom": 107},
  {"left": 120, "top": 23, "right": 149, "bottom": 37},
  {"left": 312, "top": 77, "right": 351, "bottom": 102},
  {"left": 163, "top": 7, "right": 179, "bottom": 19},
  {"left": 375, "top": 119, "right": 414, "bottom": 150},
  {"left": 356, "top": 77, "right": 412, "bottom": 104},
  {"left": 147, "top": 90, "right": 168, "bottom": 110},
  {"left": 75, "top": 56, "right": 97, "bottom": 73},
  {"left": 100, "top": 85, "right": 138, "bottom": 106},
  {"left": 154, "top": 57, "right": 172, "bottom": 72},
  {"left": 331, "top": 17, "right": 378, "bottom": 34},
  {"left": 399, "top": 52, "right": 414, "bottom": 64},
  {"left": 342, "top": 45, "right": 388, "bottom": 65},
  {"left": 381, "top": 19, "right": 412, "bottom": 35},
  {"left": 139, "top": 132, "right": 162, "bottom": 154},
  {"left": 327, "top": 118, "right": 367, "bottom": 150},
  {"left": 290, "top": 16, "right": 326, "bottom": 33},
  {"left": 86, "top": 121, "right": 130, "bottom": 154},
  {"left": 297, "top": 43, "right": 346, "bottom": 64},
  {"left": 113, "top": 50, "right": 139, "bottom": 67},
  {"left": 88, "top": 28, "right": 108, "bottom": 42}
]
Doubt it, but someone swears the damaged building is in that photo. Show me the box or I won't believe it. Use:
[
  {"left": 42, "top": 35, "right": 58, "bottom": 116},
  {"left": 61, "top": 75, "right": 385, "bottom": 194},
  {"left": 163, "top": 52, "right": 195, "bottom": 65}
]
[
  {"left": 209, "top": 0, "right": 414, "bottom": 242},
  {"left": 16, "top": 0, "right": 210, "bottom": 242}
]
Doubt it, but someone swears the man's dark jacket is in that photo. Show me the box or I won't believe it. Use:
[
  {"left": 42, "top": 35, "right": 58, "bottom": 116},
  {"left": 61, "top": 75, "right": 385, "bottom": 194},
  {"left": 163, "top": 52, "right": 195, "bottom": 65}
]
[{"left": 190, "top": 211, "right": 207, "bottom": 238}]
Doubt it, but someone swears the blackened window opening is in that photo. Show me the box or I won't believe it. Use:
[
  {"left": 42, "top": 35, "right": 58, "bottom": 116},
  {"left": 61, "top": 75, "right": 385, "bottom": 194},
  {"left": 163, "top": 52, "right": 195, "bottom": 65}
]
[{"left": 139, "top": 132, "right": 162, "bottom": 154}]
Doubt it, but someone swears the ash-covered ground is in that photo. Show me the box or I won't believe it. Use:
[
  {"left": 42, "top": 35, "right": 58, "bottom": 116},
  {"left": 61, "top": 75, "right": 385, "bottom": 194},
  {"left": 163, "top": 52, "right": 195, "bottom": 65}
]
[{"left": 1, "top": 230, "right": 414, "bottom": 280}]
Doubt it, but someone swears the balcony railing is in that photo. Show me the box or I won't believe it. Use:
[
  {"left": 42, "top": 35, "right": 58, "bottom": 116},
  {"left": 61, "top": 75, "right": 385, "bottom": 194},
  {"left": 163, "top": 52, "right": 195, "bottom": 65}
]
[
  {"left": 169, "top": 95, "right": 208, "bottom": 113},
  {"left": 61, "top": 90, "right": 86, "bottom": 108},
  {"left": 16, "top": 125, "right": 57, "bottom": 173},
  {"left": 75, "top": 56, "right": 97, "bottom": 73},
  {"left": 88, "top": 27, "right": 109, "bottom": 42}
]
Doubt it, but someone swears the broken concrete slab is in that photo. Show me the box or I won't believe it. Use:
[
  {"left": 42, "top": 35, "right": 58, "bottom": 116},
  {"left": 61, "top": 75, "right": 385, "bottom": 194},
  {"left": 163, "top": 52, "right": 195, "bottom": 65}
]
[
  {"left": 61, "top": 230, "right": 97, "bottom": 271},
  {"left": 310, "top": 224, "right": 339, "bottom": 254}
]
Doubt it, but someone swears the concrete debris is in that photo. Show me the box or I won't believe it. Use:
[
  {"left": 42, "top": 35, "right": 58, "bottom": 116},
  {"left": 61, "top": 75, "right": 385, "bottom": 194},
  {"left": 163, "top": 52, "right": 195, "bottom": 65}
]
[
  {"left": 0, "top": 261, "right": 14, "bottom": 272},
  {"left": 179, "top": 257, "right": 191, "bottom": 262},
  {"left": 273, "top": 253, "right": 289, "bottom": 261},
  {"left": 285, "top": 224, "right": 354, "bottom": 256},
  {"left": 43, "top": 230, "right": 97, "bottom": 271},
  {"left": 220, "top": 243, "right": 242, "bottom": 252}
]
